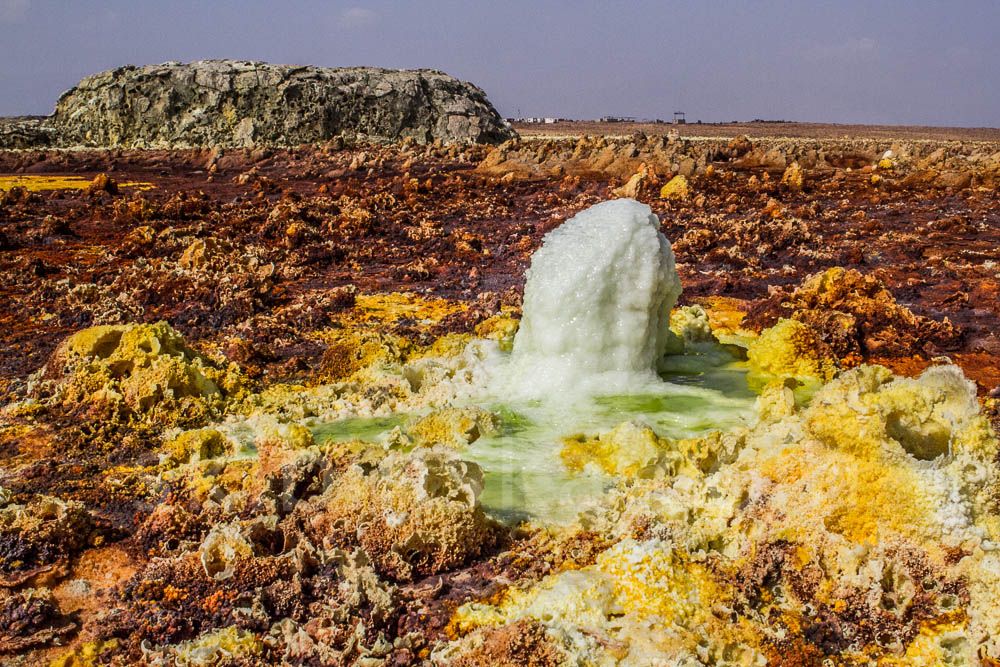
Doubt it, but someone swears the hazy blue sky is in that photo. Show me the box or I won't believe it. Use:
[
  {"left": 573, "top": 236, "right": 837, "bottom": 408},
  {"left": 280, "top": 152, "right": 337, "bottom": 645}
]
[{"left": 1, "top": 1, "right": 997, "bottom": 126}]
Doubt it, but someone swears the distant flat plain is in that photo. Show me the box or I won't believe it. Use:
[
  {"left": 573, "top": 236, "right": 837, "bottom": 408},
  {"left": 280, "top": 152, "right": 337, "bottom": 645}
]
[{"left": 513, "top": 120, "right": 1000, "bottom": 142}]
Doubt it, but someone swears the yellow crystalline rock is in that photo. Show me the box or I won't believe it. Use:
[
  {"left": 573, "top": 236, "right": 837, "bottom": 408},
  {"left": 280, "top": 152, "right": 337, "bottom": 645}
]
[
  {"left": 120, "top": 355, "right": 217, "bottom": 411},
  {"left": 353, "top": 292, "right": 468, "bottom": 326},
  {"left": 762, "top": 444, "right": 933, "bottom": 545},
  {"left": 596, "top": 540, "right": 721, "bottom": 624},
  {"left": 61, "top": 324, "right": 132, "bottom": 359},
  {"left": 50, "top": 640, "right": 119, "bottom": 667},
  {"left": 746, "top": 363, "right": 999, "bottom": 549},
  {"left": 501, "top": 569, "right": 621, "bottom": 629},
  {"left": 802, "top": 364, "right": 898, "bottom": 458},
  {"left": 694, "top": 296, "right": 750, "bottom": 338},
  {"left": 108, "top": 322, "right": 191, "bottom": 365},
  {"left": 746, "top": 318, "right": 837, "bottom": 386},
  {"left": 562, "top": 421, "right": 728, "bottom": 480},
  {"left": 805, "top": 364, "right": 991, "bottom": 461},
  {"left": 953, "top": 414, "right": 1000, "bottom": 462},
  {"left": 754, "top": 379, "right": 798, "bottom": 425},
  {"left": 53, "top": 321, "right": 244, "bottom": 422},
  {"left": 454, "top": 539, "right": 761, "bottom": 664},
  {"left": 870, "top": 378, "right": 968, "bottom": 461},
  {"left": 312, "top": 292, "right": 473, "bottom": 383},
  {"left": 0, "top": 175, "right": 153, "bottom": 192},
  {"left": 62, "top": 323, "right": 227, "bottom": 402},
  {"left": 474, "top": 313, "right": 519, "bottom": 352},
  {"left": 886, "top": 625, "right": 974, "bottom": 666},
  {"left": 781, "top": 161, "right": 804, "bottom": 190},
  {"left": 417, "top": 332, "right": 473, "bottom": 360},
  {"left": 203, "top": 458, "right": 257, "bottom": 500},
  {"left": 756, "top": 450, "right": 927, "bottom": 547},
  {"left": 671, "top": 430, "right": 731, "bottom": 475},
  {"left": 163, "top": 428, "right": 231, "bottom": 466},
  {"left": 170, "top": 627, "right": 262, "bottom": 664},
  {"left": 659, "top": 174, "right": 690, "bottom": 201},
  {"left": 407, "top": 407, "right": 500, "bottom": 449},
  {"left": 562, "top": 421, "right": 667, "bottom": 478},
  {"left": 271, "top": 422, "right": 316, "bottom": 449},
  {"left": 316, "top": 328, "right": 414, "bottom": 382},
  {"left": 878, "top": 366, "right": 993, "bottom": 460},
  {"left": 669, "top": 304, "right": 717, "bottom": 346},
  {"left": 878, "top": 157, "right": 897, "bottom": 170}
]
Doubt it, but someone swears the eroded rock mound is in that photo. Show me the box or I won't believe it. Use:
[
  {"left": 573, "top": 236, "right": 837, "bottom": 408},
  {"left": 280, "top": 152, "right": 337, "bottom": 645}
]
[
  {"left": 295, "top": 448, "right": 495, "bottom": 581},
  {"left": 0, "top": 494, "right": 93, "bottom": 581},
  {"left": 746, "top": 267, "right": 961, "bottom": 361},
  {"left": 49, "top": 60, "right": 515, "bottom": 147},
  {"left": 38, "top": 321, "right": 245, "bottom": 429}
]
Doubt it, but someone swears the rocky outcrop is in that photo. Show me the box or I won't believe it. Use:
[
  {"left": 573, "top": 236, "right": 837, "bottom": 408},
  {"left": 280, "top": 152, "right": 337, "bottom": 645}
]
[
  {"left": 38, "top": 321, "right": 246, "bottom": 430},
  {"left": 4, "top": 60, "right": 515, "bottom": 149},
  {"left": 0, "top": 117, "right": 55, "bottom": 149},
  {"left": 744, "top": 267, "right": 962, "bottom": 360}
]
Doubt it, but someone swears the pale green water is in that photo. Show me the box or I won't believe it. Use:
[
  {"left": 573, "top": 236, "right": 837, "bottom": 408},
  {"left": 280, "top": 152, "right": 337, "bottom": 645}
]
[
  {"left": 310, "top": 349, "right": 754, "bottom": 525},
  {"left": 469, "top": 351, "right": 753, "bottom": 523},
  {"left": 312, "top": 414, "right": 408, "bottom": 444}
]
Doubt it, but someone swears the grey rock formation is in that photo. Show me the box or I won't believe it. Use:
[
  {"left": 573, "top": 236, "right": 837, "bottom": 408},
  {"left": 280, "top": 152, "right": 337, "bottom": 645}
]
[
  {"left": 0, "top": 117, "right": 56, "bottom": 149},
  {"left": 4, "top": 60, "right": 516, "bottom": 149}
]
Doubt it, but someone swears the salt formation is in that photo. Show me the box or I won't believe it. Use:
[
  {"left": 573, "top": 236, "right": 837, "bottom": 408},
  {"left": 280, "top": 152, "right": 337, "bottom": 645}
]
[
  {"left": 448, "top": 364, "right": 1000, "bottom": 664},
  {"left": 508, "top": 199, "right": 681, "bottom": 398}
]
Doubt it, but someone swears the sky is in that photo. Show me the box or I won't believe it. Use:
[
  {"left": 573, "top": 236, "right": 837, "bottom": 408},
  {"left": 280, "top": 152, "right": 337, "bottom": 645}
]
[{"left": 0, "top": 1, "right": 997, "bottom": 127}]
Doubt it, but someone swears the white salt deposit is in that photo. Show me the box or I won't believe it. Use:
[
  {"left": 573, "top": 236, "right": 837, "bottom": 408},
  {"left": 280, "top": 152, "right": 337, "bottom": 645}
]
[
  {"left": 310, "top": 198, "right": 756, "bottom": 523},
  {"left": 507, "top": 198, "right": 682, "bottom": 399}
]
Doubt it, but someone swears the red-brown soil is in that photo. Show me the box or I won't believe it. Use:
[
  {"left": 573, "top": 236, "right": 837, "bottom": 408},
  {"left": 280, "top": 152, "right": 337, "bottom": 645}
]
[
  {"left": 1, "top": 135, "right": 999, "bottom": 664},
  {"left": 1, "top": 140, "right": 998, "bottom": 396}
]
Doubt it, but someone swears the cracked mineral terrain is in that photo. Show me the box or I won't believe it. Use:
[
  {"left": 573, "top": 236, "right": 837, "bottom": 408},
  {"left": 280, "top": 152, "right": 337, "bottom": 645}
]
[{"left": 2, "top": 125, "right": 1000, "bottom": 665}]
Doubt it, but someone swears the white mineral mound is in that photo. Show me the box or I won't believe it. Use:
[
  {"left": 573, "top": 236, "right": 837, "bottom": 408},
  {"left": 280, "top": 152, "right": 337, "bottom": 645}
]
[{"left": 507, "top": 198, "right": 681, "bottom": 398}]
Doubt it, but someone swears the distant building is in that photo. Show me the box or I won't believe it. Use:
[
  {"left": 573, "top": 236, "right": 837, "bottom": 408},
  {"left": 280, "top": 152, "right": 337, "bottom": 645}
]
[
  {"left": 673, "top": 112, "right": 686, "bottom": 125},
  {"left": 509, "top": 117, "right": 564, "bottom": 124},
  {"left": 600, "top": 116, "right": 636, "bottom": 123}
]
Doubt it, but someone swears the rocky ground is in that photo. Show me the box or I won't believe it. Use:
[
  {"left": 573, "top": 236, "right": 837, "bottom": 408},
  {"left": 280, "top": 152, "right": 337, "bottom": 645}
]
[
  {"left": 515, "top": 120, "right": 1000, "bottom": 142},
  {"left": 2, "top": 133, "right": 998, "bottom": 397},
  {"left": 1, "top": 132, "right": 999, "bottom": 665}
]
